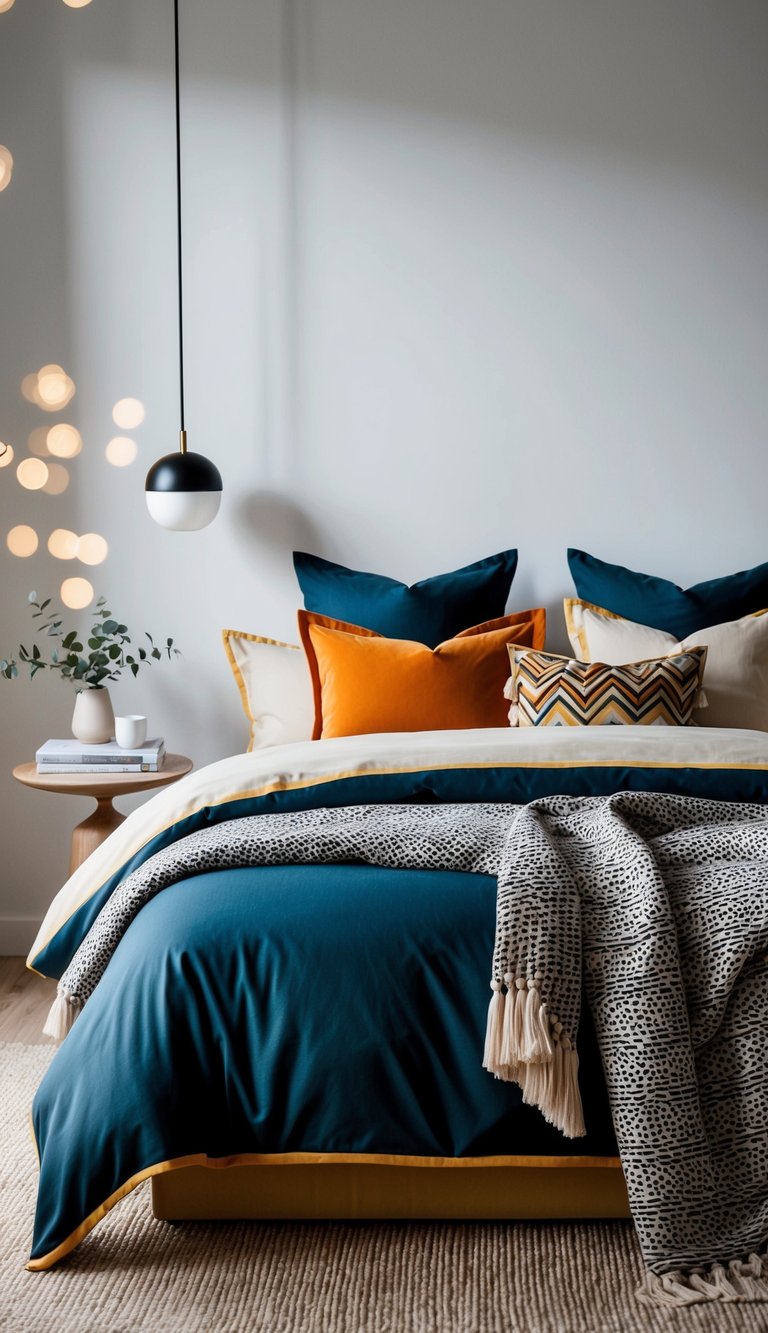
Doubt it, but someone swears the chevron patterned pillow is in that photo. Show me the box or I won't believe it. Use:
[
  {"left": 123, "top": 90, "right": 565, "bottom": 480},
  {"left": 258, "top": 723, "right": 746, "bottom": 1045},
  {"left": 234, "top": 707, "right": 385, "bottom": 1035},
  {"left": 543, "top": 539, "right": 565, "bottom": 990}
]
[{"left": 505, "top": 646, "right": 708, "bottom": 727}]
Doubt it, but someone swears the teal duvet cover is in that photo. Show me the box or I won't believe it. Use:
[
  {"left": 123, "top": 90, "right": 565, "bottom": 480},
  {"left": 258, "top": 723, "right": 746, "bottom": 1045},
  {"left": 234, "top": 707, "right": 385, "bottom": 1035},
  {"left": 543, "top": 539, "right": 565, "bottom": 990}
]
[{"left": 27, "top": 727, "right": 768, "bottom": 1268}]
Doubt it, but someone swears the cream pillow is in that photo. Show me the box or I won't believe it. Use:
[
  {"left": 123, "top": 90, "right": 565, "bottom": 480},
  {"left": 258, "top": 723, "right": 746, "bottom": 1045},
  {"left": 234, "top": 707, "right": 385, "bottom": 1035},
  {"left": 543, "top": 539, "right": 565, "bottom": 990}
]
[
  {"left": 222, "top": 630, "right": 315, "bottom": 751},
  {"left": 564, "top": 599, "right": 768, "bottom": 731}
]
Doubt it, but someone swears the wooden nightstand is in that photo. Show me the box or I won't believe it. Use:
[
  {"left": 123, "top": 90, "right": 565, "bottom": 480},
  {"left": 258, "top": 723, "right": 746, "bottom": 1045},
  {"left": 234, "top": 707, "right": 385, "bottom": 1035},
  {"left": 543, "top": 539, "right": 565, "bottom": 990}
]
[{"left": 13, "top": 754, "right": 193, "bottom": 875}]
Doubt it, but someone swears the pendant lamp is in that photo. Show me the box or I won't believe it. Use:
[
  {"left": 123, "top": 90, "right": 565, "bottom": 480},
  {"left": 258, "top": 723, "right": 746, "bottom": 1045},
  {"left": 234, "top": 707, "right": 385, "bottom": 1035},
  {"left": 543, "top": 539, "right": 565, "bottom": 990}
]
[{"left": 146, "top": 0, "right": 222, "bottom": 531}]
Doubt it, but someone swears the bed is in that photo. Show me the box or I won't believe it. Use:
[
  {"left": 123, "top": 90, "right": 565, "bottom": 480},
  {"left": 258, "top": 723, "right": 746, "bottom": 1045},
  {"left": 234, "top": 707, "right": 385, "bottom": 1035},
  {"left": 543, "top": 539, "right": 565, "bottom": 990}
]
[{"left": 25, "top": 724, "right": 768, "bottom": 1302}]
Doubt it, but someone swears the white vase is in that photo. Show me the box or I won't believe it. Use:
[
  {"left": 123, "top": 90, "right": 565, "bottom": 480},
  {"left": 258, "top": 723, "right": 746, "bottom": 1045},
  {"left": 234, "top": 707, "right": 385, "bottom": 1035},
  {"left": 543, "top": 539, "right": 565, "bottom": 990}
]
[{"left": 71, "top": 687, "right": 115, "bottom": 745}]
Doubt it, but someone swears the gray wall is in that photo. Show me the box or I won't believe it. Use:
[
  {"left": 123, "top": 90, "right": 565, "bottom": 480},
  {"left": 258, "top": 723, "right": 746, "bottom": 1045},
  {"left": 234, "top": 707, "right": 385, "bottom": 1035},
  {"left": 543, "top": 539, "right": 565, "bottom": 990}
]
[{"left": 1, "top": 1, "right": 768, "bottom": 948}]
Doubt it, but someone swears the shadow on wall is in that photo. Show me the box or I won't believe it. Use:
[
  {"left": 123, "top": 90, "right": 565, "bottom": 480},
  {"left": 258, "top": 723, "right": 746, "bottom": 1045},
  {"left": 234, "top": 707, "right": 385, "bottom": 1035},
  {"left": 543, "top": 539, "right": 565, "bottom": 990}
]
[{"left": 233, "top": 489, "right": 324, "bottom": 559}]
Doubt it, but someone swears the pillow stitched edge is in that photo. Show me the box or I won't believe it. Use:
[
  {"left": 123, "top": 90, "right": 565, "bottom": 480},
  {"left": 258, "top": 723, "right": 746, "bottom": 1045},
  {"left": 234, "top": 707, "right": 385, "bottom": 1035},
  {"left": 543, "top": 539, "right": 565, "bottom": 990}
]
[{"left": 222, "top": 629, "right": 301, "bottom": 753}]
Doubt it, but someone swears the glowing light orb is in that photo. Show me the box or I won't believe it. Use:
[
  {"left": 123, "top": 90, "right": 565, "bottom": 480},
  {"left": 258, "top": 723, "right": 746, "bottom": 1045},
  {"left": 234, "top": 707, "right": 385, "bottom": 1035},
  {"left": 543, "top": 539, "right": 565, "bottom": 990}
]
[
  {"left": 62, "top": 0, "right": 94, "bottom": 7},
  {"left": 0, "top": 2, "right": 17, "bottom": 14},
  {"left": 17, "top": 458, "right": 49, "bottom": 490},
  {"left": 37, "top": 366, "right": 73, "bottom": 408},
  {"left": 105, "top": 436, "right": 137, "bottom": 467},
  {"left": 46, "top": 423, "right": 82, "bottom": 458},
  {"left": 0, "top": 442, "right": 14, "bottom": 468},
  {"left": 21, "top": 374, "right": 39, "bottom": 404},
  {"left": 22, "top": 364, "right": 76, "bottom": 411},
  {"left": 27, "top": 428, "right": 50, "bottom": 457},
  {"left": 0, "top": 146, "right": 12, "bottom": 192},
  {"left": 77, "top": 533, "right": 108, "bottom": 566},
  {"left": 60, "top": 577, "right": 94, "bottom": 610},
  {"left": 48, "top": 529, "right": 80, "bottom": 560},
  {"left": 7, "top": 525, "right": 38, "bottom": 557},
  {"left": 112, "top": 398, "right": 145, "bottom": 430},
  {"left": 42, "top": 462, "right": 70, "bottom": 495}
]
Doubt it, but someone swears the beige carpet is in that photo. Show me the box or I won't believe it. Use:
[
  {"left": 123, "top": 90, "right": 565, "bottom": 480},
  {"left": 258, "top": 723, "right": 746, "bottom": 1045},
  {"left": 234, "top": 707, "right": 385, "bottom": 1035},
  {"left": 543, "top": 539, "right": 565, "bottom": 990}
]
[{"left": 1, "top": 1043, "right": 766, "bottom": 1333}]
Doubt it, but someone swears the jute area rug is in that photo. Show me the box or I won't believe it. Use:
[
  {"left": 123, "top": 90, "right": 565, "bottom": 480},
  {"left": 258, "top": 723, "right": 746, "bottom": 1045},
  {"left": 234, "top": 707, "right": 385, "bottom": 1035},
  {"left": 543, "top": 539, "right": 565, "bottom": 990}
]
[{"left": 1, "top": 1044, "right": 765, "bottom": 1333}]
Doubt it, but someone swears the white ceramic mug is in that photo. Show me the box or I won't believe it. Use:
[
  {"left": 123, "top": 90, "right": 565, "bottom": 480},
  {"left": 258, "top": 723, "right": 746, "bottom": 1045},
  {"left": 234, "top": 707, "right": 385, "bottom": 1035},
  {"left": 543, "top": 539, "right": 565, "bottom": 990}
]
[{"left": 115, "top": 714, "right": 148, "bottom": 749}]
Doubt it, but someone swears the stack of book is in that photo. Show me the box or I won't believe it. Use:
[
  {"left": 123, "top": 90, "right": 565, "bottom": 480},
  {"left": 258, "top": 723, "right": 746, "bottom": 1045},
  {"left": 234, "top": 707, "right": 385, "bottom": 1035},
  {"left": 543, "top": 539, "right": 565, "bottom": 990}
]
[{"left": 36, "top": 738, "right": 166, "bottom": 774}]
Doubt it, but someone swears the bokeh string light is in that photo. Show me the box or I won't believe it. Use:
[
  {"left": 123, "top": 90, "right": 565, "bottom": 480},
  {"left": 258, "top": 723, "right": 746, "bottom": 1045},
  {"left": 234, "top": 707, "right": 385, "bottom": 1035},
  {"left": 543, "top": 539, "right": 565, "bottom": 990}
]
[
  {"left": 17, "top": 458, "right": 49, "bottom": 490},
  {"left": 0, "top": 145, "right": 13, "bottom": 192},
  {"left": 105, "top": 436, "right": 138, "bottom": 467},
  {"left": 42, "top": 462, "right": 70, "bottom": 495},
  {"left": 76, "top": 533, "right": 108, "bottom": 566},
  {"left": 27, "top": 428, "right": 51, "bottom": 458},
  {"left": 21, "top": 365, "right": 76, "bottom": 411},
  {"left": 6, "top": 525, "right": 38, "bottom": 558},
  {"left": 46, "top": 424, "right": 82, "bottom": 458},
  {"left": 61, "top": 577, "right": 94, "bottom": 610},
  {"left": 112, "top": 398, "right": 145, "bottom": 430},
  {"left": 48, "top": 529, "right": 80, "bottom": 560}
]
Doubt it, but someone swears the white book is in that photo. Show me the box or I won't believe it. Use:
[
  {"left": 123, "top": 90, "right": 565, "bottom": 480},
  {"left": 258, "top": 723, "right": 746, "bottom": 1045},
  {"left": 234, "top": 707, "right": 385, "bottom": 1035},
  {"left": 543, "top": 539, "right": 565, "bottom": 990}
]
[
  {"left": 36, "top": 737, "right": 165, "bottom": 764},
  {"left": 37, "top": 762, "right": 164, "bottom": 775}
]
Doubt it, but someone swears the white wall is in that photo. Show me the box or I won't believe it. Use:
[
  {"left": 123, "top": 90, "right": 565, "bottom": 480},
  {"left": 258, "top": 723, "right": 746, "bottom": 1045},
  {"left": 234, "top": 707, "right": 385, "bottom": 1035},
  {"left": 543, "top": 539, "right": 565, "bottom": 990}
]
[{"left": 1, "top": 0, "right": 768, "bottom": 949}]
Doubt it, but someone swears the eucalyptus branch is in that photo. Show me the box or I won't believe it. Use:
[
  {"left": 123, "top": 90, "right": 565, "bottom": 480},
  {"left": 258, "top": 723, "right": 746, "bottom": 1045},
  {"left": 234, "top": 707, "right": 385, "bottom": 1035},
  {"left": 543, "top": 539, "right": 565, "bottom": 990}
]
[{"left": 1, "top": 593, "right": 181, "bottom": 688}]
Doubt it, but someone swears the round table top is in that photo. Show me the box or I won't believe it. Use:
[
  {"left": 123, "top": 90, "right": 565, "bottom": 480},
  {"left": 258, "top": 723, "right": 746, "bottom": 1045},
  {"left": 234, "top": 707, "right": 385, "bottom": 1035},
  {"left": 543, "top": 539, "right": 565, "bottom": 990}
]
[{"left": 13, "top": 753, "right": 193, "bottom": 799}]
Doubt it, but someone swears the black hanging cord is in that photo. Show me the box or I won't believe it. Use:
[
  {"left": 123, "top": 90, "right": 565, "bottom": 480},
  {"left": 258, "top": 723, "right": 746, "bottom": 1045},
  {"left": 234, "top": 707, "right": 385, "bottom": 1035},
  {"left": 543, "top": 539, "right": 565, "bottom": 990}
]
[{"left": 174, "top": 0, "right": 185, "bottom": 434}]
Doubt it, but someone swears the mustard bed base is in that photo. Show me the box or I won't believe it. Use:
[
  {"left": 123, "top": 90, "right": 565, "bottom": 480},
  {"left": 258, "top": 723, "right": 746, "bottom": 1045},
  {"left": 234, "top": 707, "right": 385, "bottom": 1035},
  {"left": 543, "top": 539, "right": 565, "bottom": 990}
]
[{"left": 151, "top": 1155, "right": 630, "bottom": 1222}]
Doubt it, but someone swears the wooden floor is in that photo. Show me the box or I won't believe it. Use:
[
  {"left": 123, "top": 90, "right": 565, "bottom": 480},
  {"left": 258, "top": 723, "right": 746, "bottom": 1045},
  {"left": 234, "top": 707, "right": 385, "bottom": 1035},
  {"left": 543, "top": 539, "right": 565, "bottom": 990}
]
[{"left": 0, "top": 957, "right": 56, "bottom": 1043}]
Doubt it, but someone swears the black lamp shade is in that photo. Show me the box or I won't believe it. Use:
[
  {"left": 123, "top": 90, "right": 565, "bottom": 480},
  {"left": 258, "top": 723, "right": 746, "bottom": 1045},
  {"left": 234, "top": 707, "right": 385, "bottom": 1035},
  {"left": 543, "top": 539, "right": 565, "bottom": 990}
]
[{"left": 146, "top": 450, "right": 222, "bottom": 493}]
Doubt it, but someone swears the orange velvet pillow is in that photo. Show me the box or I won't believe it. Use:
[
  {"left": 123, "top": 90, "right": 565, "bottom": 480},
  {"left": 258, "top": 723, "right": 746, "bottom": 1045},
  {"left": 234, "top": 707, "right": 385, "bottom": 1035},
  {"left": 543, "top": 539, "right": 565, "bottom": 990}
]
[{"left": 298, "top": 608, "right": 547, "bottom": 739}]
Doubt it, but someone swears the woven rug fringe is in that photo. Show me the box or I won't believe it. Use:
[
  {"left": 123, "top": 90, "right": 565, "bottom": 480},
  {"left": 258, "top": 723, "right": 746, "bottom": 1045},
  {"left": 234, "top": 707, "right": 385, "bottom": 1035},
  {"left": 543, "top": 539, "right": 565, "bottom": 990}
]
[{"left": 637, "top": 1253, "right": 768, "bottom": 1307}]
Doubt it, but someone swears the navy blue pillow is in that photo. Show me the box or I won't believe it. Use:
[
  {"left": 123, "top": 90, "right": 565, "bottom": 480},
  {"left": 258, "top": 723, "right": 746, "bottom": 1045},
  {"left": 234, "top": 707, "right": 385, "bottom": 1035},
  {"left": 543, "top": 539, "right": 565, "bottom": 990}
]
[
  {"left": 293, "top": 550, "right": 518, "bottom": 648},
  {"left": 568, "top": 548, "right": 768, "bottom": 639}
]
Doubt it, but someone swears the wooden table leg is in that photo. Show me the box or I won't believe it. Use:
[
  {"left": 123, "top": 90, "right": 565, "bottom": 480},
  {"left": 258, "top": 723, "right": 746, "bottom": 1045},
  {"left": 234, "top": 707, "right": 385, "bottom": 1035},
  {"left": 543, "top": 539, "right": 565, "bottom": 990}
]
[{"left": 69, "top": 797, "right": 126, "bottom": 875}]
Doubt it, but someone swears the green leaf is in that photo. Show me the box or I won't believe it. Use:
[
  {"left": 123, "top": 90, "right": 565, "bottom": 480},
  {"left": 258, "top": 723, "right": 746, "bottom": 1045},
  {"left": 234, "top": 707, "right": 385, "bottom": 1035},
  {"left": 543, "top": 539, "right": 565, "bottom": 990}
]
[
  {"left": 151, "top": 647, "right": 161, "bottom": 661},
  {"left": 88, "top": 638, "right": 102, "bottom": 650},
  {"left": 51, "top": 650, "right": 58, "bottom": 664},
  {"left": 71, "top": 642, "right": 83, "bottom": 654},
  {"left": 102, "top": 620, "right": 118, "bottom": 635},
  {"left": 62, "top": 631, "right": 77, "bottom": 649},
  {"left": 32, "top": 644, "right": 41, "bottom": 660},
  {"left": 145, "top": 633, "right": 154, "bottom": 645},
  {"left": 138, "top": 648, "right": 147, "bottom": 661},
  {"left": 40, "top": 599, "right": 51, "bottom": 612},
  {"left": 108, "top": 644, "right": 121, "bottom": 660},
  {"left": 28, "top": 592, "right": 38, "bottom": 604},
  {"left": 130, "top": 662, "right": 139, "bottom": 678}
]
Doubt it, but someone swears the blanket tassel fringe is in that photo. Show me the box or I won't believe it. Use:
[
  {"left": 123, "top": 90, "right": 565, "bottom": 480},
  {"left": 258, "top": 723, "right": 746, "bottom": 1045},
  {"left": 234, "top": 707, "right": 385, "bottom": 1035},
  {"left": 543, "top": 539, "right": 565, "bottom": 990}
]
[
  {"left": 43, "top": 988, "right": 81, "bottom": 1041},
  {"left": 637, "top": 1252, "right": 768, "bottom": 1307},
  {"left": 483, "top": 976, "right": 585, "bottom": 1139}
]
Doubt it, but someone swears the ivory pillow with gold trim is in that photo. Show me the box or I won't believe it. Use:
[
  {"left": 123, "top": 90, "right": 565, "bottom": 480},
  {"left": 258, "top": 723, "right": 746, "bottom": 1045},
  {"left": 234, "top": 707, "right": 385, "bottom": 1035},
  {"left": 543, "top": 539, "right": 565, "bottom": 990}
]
[
  {"left": 565, "top": 598, "right": 768, "bottom": 732},
  {"left": 222, "top": 630, "right": 315, "bottom": 751},
  {"left": 506, "top": 645, "right": 708, "bottom": 728}
]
